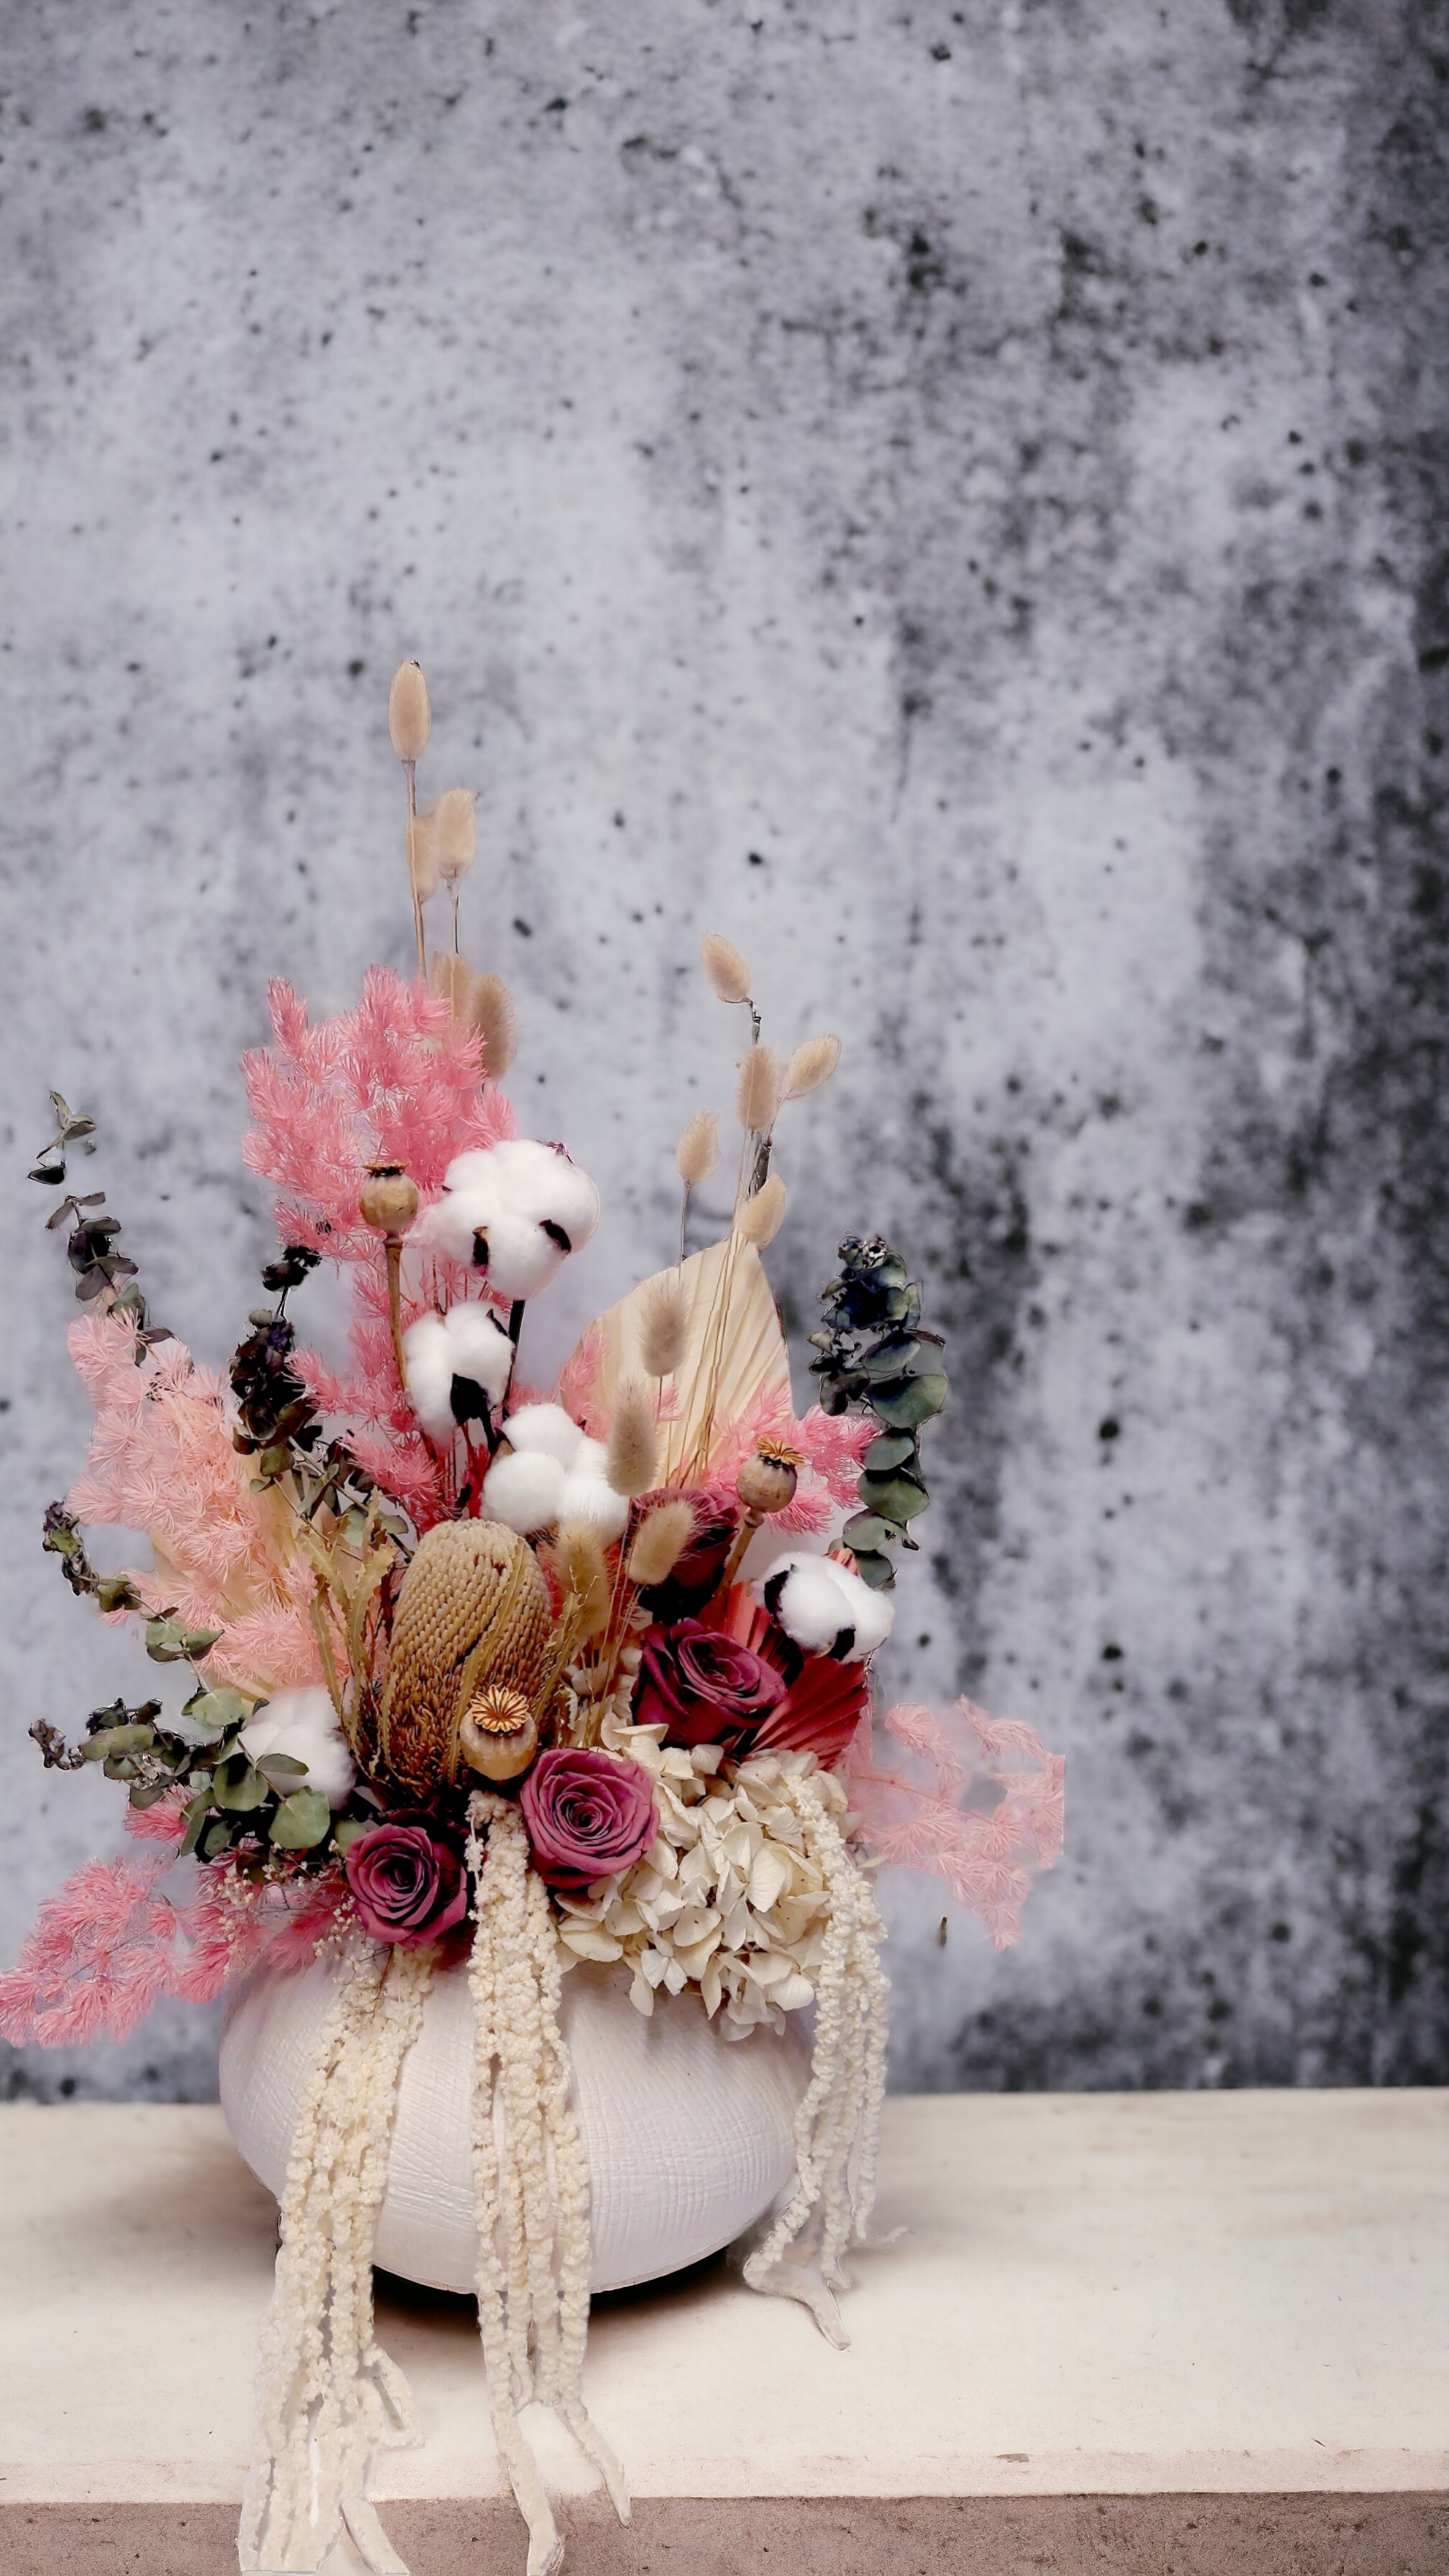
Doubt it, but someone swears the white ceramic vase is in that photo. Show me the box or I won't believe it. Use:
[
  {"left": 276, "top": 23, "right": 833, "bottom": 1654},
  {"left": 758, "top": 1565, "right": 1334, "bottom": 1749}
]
[{"left": 220, "top": 1955, "right": 811, "bottom": 2294}]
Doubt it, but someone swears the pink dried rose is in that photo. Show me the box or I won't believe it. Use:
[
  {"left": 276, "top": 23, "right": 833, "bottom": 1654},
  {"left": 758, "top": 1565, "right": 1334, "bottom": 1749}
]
[
  {"left": 520, "top": 1747, "right": 656, "bottom": 1895},
  {"left": 343, "top": 1818, "right": 467, "bottom": 1946},
  {"left": 632, "top": 1618, "right": 786, "bottom": 1752}
]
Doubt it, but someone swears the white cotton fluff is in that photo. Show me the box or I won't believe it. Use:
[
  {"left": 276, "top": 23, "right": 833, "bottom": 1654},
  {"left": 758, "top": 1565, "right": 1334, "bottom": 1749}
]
[
  {"left": 420, "top": 1139, "right": 602, "bottom": 1302},
  {"left": 482, "top": 1447, "right": 569, "bottom": 1535},
  {"left": 500, "top": 1402, "right": 586, "bottom": 1468},
  {"left": 241, "top": 1685, "right": 356, "bottom": 1808},
  {"left": 402, "top": 1304, "right": 515, "bottom": 1443},
  {"left": 557, "top": 1438, "right": 630, "bottom": 1543},
  {"left": 755, "top": 1551, "right": 895, "bottom": 1662}
]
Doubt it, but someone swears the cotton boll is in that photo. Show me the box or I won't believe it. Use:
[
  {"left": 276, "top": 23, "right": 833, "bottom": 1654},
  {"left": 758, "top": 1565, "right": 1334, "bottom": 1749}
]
[
  {"left": 557, "top": 1458, "right": 630, "bottom": 1543},
  {"left": 401, "top": 1313, "right": 458, "bottom": 1443},
  {"left": 421, "top": 1140, "right": 600, "bottom": 1296},
  {"left": 757, "top": 1552, "right": 895, "bottom": 1662},
  {"left": 241, "top": 1686, "right": 356, "bottom": 1808},
  {"left": 501, "top": 1404, "right": 585, "bottom": 1468},
  {"left": 482, "top": 1448, "right": 568, "bottom": 1535},
  {"left": 487, "top": 1139, "right": 601, "bottom": 1250},
  {"left": 402, "top": 1305, "right": 513, "bottom": 1441},
  {"left": 473, "top": 1210, "right": 570, "bottom": 1301}
]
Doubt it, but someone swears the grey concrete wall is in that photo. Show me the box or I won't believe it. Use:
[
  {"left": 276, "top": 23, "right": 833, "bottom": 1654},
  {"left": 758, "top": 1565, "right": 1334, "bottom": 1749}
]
[{"left": 2, "top": 0, "right": 1446, "bottom": 2100}]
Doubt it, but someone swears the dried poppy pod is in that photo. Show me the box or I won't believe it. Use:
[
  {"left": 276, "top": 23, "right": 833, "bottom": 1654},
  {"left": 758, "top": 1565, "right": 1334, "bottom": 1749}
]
[
  {"left": 459, "top": 1684, "right": 539, "bottom": 1783},
  {"left": 359, "top": 1165, "right": 420, "bottom": 1236},
  {"left": 721, "top": 1446, "right": 801, "bottom": 1590}
]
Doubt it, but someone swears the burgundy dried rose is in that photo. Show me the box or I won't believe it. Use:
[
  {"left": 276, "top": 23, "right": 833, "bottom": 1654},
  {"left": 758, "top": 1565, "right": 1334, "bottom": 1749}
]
[
  {"left": 520, "top": 1747, "right": 656, "bottom": 1895},
  {"left": 632, "top": 1618, "right": 786, "bottom": 1752},
  {"left": 630, "top": 1489, "right": 737, "bottom": 1621},
  {"left": 343, "top": 1818, "right": 466, "bottom": 1946}
]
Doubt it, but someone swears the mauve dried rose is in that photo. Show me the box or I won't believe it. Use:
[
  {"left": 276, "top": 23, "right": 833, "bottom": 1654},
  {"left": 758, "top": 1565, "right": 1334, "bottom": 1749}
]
[
  {"left": 520, "top": 1747, "right": 656, "bottom": 1895},
  {"left": 343, "top": 1818, "right": 466, "bottom": 1946},
  {"left": 630, "top": 1489, "right": 736, "bottom": 1621},
  {"left": 632, "top": 1619, "right": 786, "bottom": 1752}
]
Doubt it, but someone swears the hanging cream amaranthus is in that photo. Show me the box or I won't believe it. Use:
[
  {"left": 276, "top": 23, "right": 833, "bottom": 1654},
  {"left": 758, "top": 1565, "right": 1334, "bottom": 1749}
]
[{"left": 2, "top": 663, "right": 1064, "bottom": 2576}]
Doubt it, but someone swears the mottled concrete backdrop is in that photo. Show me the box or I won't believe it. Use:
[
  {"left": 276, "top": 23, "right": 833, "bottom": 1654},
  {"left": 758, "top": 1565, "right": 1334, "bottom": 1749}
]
[{"left": 3, "top": 0, "right": 1447, "bottom": 2099}]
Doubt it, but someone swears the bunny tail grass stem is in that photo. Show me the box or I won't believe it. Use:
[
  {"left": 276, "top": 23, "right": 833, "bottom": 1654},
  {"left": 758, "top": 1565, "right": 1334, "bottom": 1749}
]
[{"left": 405, "top": 762, "right": 426, "bottom": 984}]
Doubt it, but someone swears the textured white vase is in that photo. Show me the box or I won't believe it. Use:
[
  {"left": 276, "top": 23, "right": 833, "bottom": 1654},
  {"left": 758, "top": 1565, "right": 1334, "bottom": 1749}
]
[{"left": 220, "top": 1954, "right": 810, "bottom": 2294}]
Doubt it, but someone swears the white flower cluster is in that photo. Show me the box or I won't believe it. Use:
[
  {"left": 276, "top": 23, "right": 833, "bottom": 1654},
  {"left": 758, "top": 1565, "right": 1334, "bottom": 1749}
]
[{"left": 552, "top": 1711, "right": 849, "bottom": 2036}]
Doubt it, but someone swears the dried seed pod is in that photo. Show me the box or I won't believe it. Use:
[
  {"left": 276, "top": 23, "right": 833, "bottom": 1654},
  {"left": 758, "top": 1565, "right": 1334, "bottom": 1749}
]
[
  {"left": 471, "top": 972, "right": 518, "bottom": 1080},
  {"left": 784, "top": 1034, "right": 842, "bottom": 1100},
  {"left": 702, "top": 932, "right": 750, "bottom": 1006},
  {"left": 459, "top": 1684, "right": 539, "bottom": 1782},
  {"left": 604, "top": 1381, "right": 658, "bottom": 1499},
  {"left": 735, "top": 1172, "right": 786, "bottom": 1248},
  {"left": 675, "top": 1109, "right": 719, "bottom": 1188},
  {"left": 638, "top": 1276, "right": 687, "bottom": 1380},
  {"left": 736, "top": 1044, "right": 783, "bottom": 1137},
  {"left": 735, "top": 1450, "right": 799, "bottom": 1517},
  {"left": 626, "top": 1498, "right": 696, "bottom": 1590},
  {"left": 359, "top": 1165, "right": 420, "bottom": 1236},
  {"left": 387, "top": 660, "right": 431, "bottom": 763}
]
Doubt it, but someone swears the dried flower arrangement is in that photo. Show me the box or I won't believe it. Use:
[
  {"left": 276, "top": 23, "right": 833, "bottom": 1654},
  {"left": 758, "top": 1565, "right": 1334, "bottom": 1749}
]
[{"left": 1, "top": 663, "right": 1064, "bottom": 2576}]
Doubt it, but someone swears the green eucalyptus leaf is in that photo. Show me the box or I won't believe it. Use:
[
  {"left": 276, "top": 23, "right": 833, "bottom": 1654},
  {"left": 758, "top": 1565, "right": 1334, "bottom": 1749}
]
[
  {"left": 184, "top": 1685, "right": 252, "bottom": 1735},
  {"left": 256, "top": 1752, "right": 309, "bottom": 1785},
  {"left": 862, "top": 1335, "right": 925, "bottom": 1381},
  {"left": 270, "top": 1788, "right": 331, "bottom": 1851},
  {"left": 213, "top": 1758, "right": 270, "bottom": 1813},
  {"left": 80, "top": 1722, "right": 157, "bottom": 1761},
  {"left": 202, "top": 1818, "right": 235, "bottom": 1860},
  {"left": 870, "top": 1371, "right": 949, "bottom": 1430},
  {"left": 842, "top": 1511, "right": 898, "bottom": 1555},
  {"left": 857, "top": 1469, "right": 931, "bottom": 1524},
  {"left": 331, "top": 1816, "right": 371, "bottom": 1855},
  {"left": 862, "top": 1430, "right": 916, "bottom": 1472},
  {"left": 850, "top": 1547, "right": 898, "bottom": 1590}
]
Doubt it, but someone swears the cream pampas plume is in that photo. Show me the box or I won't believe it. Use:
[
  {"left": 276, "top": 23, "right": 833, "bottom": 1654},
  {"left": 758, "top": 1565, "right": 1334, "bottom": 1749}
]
[
  {"left": 735, "top": 1172, "right": 786, "bottom": 1248},
  {"left": 604, "top": 1383, "right": 658, "bottom": 1499},
  {"left": 626, "top": 1499, "right": 695, "bottom": 1591},
  {"left": 638, "top": 1276, "right": 686, "bottom": 1380},
  {"left": 472, "top": 972, "right": 518, "bottom": 1081},
  {"left": 702, "top": 932, "right": 751, "bottom": 1006},
  {"left": 785, "top": 1034, "right": 842, "bottom": 1100},
  {"left": 387, "top": 660, "right": 431, "bottom": 763},
  {"left": 736, "top": 1044, "right": 783, "bottom": 1138},
  {"left": 558, "top": 1524, "right": 610, "bottom": 1639}
]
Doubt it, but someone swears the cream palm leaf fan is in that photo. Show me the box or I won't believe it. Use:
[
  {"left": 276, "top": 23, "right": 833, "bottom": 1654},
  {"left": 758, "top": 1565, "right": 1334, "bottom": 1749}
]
[{"left": 566, "top": 1236, "right": 791, "bottom": 1484}]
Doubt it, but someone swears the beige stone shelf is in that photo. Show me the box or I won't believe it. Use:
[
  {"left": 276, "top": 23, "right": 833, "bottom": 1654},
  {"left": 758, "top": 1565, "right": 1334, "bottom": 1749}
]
[{"left": 1, "top": 2090, "right": 1445, "bottom": 2572}]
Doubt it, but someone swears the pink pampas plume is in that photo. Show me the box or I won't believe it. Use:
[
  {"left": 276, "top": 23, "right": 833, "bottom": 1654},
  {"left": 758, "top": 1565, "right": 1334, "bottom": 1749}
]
[
  {"left": 842, "top": 1698, "right": 1064, "bottom": 1951},
  {"left": 0, "top": 1855, "right": 179, "bottom": 2046}
]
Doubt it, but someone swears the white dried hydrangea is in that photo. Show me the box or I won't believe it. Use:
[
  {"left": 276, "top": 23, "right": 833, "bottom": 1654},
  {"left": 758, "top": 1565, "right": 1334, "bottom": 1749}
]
[{"left": 552, "top": 1706, "right": 850, "bottom": 2036}]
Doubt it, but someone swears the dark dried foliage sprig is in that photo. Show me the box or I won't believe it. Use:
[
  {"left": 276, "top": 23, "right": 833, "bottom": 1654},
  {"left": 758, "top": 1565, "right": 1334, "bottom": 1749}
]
[
  {"left": 30, "top": 1097, "right": 172, "bottom": 1352},
  {"left": 809, "top": 1235, "right": 949, "bottom": 1591}
]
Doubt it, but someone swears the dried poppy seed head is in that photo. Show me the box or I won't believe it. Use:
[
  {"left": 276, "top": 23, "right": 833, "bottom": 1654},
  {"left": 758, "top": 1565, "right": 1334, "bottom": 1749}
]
[
  {"left": 359, "top": 1167, "right": 420, "bottom": 1236},
  {"left": 735, "top": 1450, "right": 799, "bottom": 1517},
  {"left": 459, "top": 1685, "right": 538, "bottom": 1781},
  {"left": 387, "top": 659, "right": 431, "bottom": 763}
]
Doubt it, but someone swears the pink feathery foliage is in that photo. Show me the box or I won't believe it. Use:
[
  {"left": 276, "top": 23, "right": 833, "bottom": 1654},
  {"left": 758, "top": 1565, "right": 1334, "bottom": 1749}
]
[
  {"left": 244, "top": 971, "right": 518, "bottom": 1517},
  {"left": 124, "top": 1793, "right": 189, "bottom": 1843},
  {"left": 63, "top": 1312, "right": 323, "bottom": 1694},
  {"left": 554, "top": 1320, "right": 609, "bottom": 1435},
  {"left": 242, "top": 969, "right": 515, "bottom": 1261},
  {"left": 0, "top": 1853, "right": 353, "bottom": 2046},
  {"left": 842, "top": 1698, "right": 1064, "bottom": 1952},
  {"left": 697, "top": 1389, "right": 873, "bottom": 1536}
]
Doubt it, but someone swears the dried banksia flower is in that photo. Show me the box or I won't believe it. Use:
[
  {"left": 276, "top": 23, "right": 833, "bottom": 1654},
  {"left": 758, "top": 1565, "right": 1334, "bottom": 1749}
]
[
  {"left": 702, "top": 932, "right": 750, "bottom": 1006},
  {"left": 626, "top": 1498, "right": 696, "bottom": 1590},
  {"left": 471, "top": 972, "right": 518, "bottom": 1081},
  {"left": 558, "top": 1524, "right": 610, "bottom": 1638},
  {"left": 604, "top": 1382, "right": 658, "bottom": 1499},
  {"left": 736, "top": 1044, "right": 783, "bottom": 1137},
  {"left": 387, "top": 660, "right": 431, "bottom": 763},
  {"left": 425, "top": 786, "right": 477, "bottom": 881},
  {"left": 638, "top": 1276, "right": 687, "bottom": 1379},
  {"left": 735, "top": 1172, "right": 786, "bottom": 1248},
  {"left": 675, "top": 1110, "right": 719, "bottom": 1188},
  {"left": 784, "top": 1034, "right": 842, "bottom": 1100}
]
